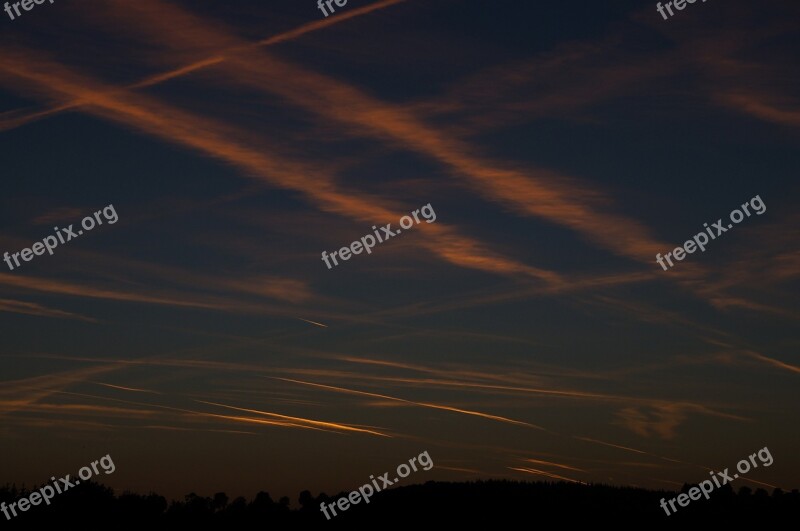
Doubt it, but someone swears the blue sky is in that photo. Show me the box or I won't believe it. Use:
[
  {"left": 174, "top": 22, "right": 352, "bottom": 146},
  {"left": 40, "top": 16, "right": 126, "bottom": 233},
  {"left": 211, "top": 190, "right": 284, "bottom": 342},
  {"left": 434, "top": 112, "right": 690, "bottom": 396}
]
[{"left": 0, "top": 0, "right": 798, "bottom": 500}]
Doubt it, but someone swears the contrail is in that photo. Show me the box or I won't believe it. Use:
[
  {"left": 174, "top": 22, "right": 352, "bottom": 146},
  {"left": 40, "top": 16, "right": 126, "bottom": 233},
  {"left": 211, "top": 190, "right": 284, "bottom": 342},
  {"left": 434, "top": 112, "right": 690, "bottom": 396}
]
[
  {"left": 509, "top": 466, "right": 585, "bottom": 484},
  {"left": 196, "top": 400, "right": 390, "bottom": 437},
  {"left": 273, "top": 376, "right": 546, "bottom": 430},
  {"left": 0, "top": 0, "right": 408, "bottom": 132},
  {"left": 296, "top": 317, "right": 329, "bottom": 328}
]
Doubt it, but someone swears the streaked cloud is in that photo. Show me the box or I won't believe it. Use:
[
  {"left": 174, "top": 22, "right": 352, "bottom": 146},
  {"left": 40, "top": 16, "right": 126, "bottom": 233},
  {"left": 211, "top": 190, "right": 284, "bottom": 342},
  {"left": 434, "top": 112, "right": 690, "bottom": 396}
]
[
  {"left": 273, "top": 377, "right": 545, "bottom": 430},
  {"left": 509, "top": 466, "right": 585, "bottom": 484},
  {"left": 0, "top": 298, "right": 97, "bottom": 322}
]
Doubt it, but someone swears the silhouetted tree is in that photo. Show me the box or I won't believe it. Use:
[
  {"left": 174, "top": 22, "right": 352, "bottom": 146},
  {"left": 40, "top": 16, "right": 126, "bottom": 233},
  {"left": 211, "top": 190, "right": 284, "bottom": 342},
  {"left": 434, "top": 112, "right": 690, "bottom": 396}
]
[
  {"left": 1, "top": 478, "right": 796, "bottom": 527},
  {"left": 212, "top": 492, "right": 228, "bottom": 512}
]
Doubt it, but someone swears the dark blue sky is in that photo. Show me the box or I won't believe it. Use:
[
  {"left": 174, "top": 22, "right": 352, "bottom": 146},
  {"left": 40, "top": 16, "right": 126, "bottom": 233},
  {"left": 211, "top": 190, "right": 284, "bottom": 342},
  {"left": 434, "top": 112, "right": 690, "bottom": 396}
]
[{"left": 1, "top": 0, "right": 798, "bottom": 500}]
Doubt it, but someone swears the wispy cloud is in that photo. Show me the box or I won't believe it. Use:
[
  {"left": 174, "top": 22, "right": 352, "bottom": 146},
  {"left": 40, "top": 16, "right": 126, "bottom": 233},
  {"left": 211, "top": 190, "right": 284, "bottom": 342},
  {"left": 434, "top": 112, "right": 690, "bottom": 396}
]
[
  {"left": 272, "top": 377, "right": 545, "bottom": 430},
  {"left": 91, "top": 382, "right": 161, "bottom": 394},
  {"left": 0, "top": 46, "right": 560, "bottom": 285},
  {"left": 741, "top": 351, "right": 800, "bottom": 375},
  {"left": 522, "top": 458, "right": 587, "bottom": 473},
  {"left": 0, "top": 365, "right": 123, "bottom": 414},
  {"left": 196, "top": 400, "right": 391, "bottom": 437},
  {"left": 508, "top": 466, "right": 585, "bottom": 484},
  {"left": 0, "top": 298, "right": 97, "bottom": 322},
  {"left": 0, "top": 0, "right": 408, "bottom": 132},
  {"left": 296, "top": 317, "right": 328, "bottom": 328}
]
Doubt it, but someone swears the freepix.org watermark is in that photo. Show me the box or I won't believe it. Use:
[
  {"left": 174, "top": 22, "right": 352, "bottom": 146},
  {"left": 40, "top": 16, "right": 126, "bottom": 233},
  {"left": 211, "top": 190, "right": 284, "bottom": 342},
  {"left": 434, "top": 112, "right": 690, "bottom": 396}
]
[
  {"left": 316, "top": 0, "right": 348, "bottom": 18},
  {"left": 321, "top": 203, "right": 436, "bottom": 269},
  {"left": 1, "top": 454, "right": 116, "bottom": 521},
  {"left": 320, "top": 451, "right": 433, "bottom": 520},
  {"left": 659, "top": 447, "right": 773, "bottom": 516},
  {"left": 3, "top": 204, "right": 119, "bottom": 271},
  {"left": 656, "top": 195, "right": 765, "bottom": 271},
  {"left": 4, "top": 0, "right": 56, "bottom": 21},
  {"left": 655, "top": 0, "right": 710, "bottom": 21}
]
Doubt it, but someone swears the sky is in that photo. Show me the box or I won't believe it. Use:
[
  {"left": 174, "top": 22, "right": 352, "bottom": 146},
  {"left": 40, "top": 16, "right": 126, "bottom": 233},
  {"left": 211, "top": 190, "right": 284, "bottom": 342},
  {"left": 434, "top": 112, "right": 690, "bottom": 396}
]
[{"left": 1, "top": 0, "right": 798, "bottom": 501}]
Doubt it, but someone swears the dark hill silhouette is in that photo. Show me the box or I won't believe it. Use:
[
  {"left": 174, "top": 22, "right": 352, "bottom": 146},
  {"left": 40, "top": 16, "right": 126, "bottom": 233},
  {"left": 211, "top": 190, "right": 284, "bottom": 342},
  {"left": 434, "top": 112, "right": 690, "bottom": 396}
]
[{"left": 1, "top": 479, "right": 796, "bottom": 528}]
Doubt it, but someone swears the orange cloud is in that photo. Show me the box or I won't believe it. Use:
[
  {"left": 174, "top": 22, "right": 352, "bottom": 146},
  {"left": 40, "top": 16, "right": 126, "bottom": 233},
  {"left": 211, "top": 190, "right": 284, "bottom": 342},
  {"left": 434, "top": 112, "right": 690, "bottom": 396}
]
[
  {"left": 0, "top": 364, "right": 123, "bottom": 414},
  {"left": 508, "top": 466, "right": 584, "bottom": 484},
  {"left": 273, "top": 377, "right": 545, "bottom": 430},
  {"left": 0, "top": 47, "right": 561, "bottom": 285},
  {"left": 196, "top": 400, "right": 390, "bottom": 437},
  {"left": 523, "top": 458, "right": 587, "bottom": 473}
]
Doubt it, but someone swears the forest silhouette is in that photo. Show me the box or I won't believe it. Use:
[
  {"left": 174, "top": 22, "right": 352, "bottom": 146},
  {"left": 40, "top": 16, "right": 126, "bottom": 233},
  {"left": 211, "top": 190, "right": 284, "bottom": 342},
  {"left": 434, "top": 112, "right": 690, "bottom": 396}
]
[{"left": 1, "top": 479, "right": 796, "bottom": 527}]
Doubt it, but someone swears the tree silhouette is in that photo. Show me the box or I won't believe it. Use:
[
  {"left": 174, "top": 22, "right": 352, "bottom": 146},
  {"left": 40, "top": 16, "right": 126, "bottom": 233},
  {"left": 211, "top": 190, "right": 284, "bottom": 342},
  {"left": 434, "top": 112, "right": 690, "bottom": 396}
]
[{"left": 1, "top": 479, "right": 794, "bottom": 527}]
